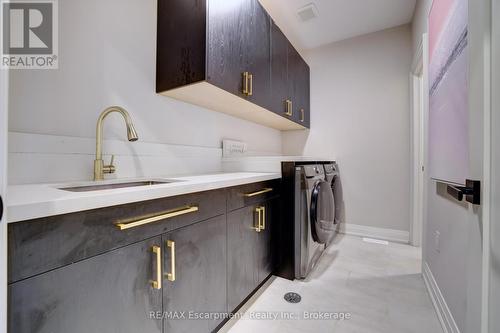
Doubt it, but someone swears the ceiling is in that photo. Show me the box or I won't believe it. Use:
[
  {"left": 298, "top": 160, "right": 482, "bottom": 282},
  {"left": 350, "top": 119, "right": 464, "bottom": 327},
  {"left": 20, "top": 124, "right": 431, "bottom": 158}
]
[{"left": 259, "top": 0, "right": 417, "bottom": 51}]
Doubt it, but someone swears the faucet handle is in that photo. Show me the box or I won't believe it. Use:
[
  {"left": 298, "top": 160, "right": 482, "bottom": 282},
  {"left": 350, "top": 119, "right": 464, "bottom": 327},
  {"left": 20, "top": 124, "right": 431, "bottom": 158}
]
[{"left": 103, "top": 154, "right": 116, "bottom": 174}]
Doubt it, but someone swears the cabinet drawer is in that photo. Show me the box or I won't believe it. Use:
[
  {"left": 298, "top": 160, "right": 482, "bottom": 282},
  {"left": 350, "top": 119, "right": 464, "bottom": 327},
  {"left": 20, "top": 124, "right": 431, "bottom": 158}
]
[
  {"left": 226, "top": 180, "right": 280, "bottom": 211},
  {"left": 8, "top": 189, "right": 226, "bottom": 283}
]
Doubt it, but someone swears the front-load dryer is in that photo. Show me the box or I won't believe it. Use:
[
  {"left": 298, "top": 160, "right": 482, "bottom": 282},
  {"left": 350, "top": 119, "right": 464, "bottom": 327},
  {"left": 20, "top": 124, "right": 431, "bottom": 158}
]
[
  {"left": 324, "top": 162, "right": 341, "bottom": 246},
  {"left": 295, "top": 164, "right": 336, "bottom": 278}
]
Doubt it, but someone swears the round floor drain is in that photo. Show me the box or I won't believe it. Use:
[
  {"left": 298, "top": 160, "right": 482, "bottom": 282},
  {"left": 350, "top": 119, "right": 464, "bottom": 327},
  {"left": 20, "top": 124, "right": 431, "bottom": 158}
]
[{"left": 284, "top": 292, "right": 302, "bottom": 303}]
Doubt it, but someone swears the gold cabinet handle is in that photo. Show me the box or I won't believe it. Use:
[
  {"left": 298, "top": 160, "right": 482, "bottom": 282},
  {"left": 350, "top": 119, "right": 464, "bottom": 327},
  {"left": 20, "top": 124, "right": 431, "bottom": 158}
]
[
  {"left": 152, "top": 246, "right": 162, "bottom": 290},
  {"left": 253, "top": 207, "right": 263, "bottom": 232},
  {"left": 285, "top": 100, "right": 293, "bottom": 116},
  {"left": 166, "top": 240, "right": 176, "bottom": 282},
  {"left": 260, "top": 206, "right": 266, "bottom": 231},
  {"left": 242, "top": 71, "right": 252, "bottom": 96},
  {"left": 116, "top": 206, "right": 199, "bottom": 230},
  {"left": 243, "top": 188, "right": 273, "bottom": 197},
  {"left": 300, "top": 109, "right": 305, "bottom": 122},
  {"left": 248, "top": 73, "right": 253, "bottom": 96}
]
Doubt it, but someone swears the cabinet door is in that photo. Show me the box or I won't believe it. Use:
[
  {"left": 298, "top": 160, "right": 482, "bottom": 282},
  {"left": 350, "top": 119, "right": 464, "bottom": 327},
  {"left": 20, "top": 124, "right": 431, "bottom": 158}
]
[
  {"left": 207, "top": 0, "right": 271, "bottom": 107},
  {"left": 9, "top": 237, "right": 163, "bottom": 333},
  {"left": 256, "top": 199, "right": 278, "bottom": 284},
  {"left": 227, "top": 205, "right": 260, "bottom": 311},
  {"left": 163, "top": 215, "right": 227, "bottom": 333},
  {"left": 270, "top": 21, "right": 288, "bottom": 118},
  {"left": 287, "top": 45, "right": 303, "bottom": 124},
  {"left": 296, "top": 57, "right": 310, "bottom": 128}
]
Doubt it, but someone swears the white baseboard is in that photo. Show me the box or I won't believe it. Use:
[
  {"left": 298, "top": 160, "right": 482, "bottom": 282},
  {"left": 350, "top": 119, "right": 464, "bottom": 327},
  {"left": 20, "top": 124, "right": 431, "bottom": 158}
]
[
  {"left": 422, "top": 261, "right": 460, "bottom": 333},
  {"left": 338, "top": 223, "right": 410, "bottom": 243}
]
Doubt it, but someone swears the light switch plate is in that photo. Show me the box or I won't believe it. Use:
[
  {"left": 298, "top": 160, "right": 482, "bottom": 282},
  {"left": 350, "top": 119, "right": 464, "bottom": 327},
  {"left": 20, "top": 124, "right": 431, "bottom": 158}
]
[
  {"left": 434, "top": 230, "right": 440, "bottom": 253},
  {"left": 222, "top": 139, "right": 247, "bottom": 157}
]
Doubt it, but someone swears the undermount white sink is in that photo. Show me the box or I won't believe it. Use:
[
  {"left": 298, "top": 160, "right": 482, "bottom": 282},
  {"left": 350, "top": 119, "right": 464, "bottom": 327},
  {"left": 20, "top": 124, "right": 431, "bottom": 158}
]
[{"left": 57, "top": 179, "right": 183, "bottom": 192}]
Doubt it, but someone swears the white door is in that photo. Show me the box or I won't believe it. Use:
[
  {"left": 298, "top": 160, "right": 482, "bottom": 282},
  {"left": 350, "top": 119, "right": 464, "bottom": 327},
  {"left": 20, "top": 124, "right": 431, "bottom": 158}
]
[
  {"left": 424, "top": 1, "right": 489, "bottom": 332},
  {"left": 0, "top": 2, "right": 8, "bottom": 332},
  {"left": 410, "top": 39, "right": 425, "bottom": 247}
]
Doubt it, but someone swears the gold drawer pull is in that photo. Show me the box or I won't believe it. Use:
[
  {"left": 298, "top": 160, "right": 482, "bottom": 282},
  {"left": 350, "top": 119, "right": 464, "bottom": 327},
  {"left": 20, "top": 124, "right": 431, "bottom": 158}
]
[
  {"left": 152, "top": 246, "right": 162, "bottom": 290},
  {"left": 285, "top": 100, "right": 293, "bottom": 116},
  {"left": 116, "top": 206, "right": 199, "bottom": 230},
  {"left": 300, "top": 108, "right": 305, "bottom": 122},
  {"left": 166, "top": 240, "right": 176, "bottom": 282},
  {"left": 243, "top": 188, "right": 273, "bottom": 197}
]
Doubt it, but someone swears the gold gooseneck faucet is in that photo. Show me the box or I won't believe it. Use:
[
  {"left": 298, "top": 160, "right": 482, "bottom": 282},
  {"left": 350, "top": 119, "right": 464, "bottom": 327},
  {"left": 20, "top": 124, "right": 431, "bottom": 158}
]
[{"left": 94, "top": 106, "right": 138, "bottom": 181}]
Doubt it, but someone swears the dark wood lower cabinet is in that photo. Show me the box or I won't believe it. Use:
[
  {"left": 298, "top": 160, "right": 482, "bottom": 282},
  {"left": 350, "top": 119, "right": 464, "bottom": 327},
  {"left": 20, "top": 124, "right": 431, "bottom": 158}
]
[
  {"left": 227, "top": 205, "right": 259, "bottom": 311},
  {"left": 256, "top": 199, "right": 277, "bottom": 284},
  {"left": 8, "top": 185, "right": 280, "bottom": 333},
  {"left": 162, "top": 215, "right": 227, "bottom": 333},
  {"left": 9, "top": 237, "right": 163, "bottom": 333},
  {"left": 227, "top": 199, "right": 276, "bottom": 311}
]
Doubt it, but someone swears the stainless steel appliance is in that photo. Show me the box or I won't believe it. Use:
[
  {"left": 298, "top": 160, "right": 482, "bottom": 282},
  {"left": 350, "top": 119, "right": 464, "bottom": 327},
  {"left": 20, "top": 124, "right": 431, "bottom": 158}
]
[
  {"left": 324, "top": 162, "right": 341, "bottom": 246},
  {"left": 276, "top": 161, "right": 337, "bottom": 280}
]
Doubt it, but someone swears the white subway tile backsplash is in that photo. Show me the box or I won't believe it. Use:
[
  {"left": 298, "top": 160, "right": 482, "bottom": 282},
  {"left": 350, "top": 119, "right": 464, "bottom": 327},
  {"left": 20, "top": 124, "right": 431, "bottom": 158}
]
[{"left": 8, "top": 132, "right": 223, "bottom": 184}]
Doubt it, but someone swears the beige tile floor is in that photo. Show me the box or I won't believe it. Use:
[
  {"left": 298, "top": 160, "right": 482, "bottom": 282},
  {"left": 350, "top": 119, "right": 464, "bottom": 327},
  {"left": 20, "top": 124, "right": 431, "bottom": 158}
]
[{"left": 221, "top": 234, "right": 443, "bottom": 333}]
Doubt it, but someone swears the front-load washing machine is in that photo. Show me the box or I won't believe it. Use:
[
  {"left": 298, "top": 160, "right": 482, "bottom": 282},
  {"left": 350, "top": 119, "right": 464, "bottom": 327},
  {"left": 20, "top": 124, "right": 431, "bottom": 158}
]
[{"left": 276, "top": 161, "right": 336, "bottom": 280}]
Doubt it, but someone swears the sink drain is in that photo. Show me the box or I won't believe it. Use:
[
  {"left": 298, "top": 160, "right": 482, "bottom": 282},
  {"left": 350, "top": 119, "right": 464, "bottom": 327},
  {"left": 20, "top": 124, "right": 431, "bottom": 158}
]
[{"left": 284, "top": 292, "right": 301, "bottom": 303}]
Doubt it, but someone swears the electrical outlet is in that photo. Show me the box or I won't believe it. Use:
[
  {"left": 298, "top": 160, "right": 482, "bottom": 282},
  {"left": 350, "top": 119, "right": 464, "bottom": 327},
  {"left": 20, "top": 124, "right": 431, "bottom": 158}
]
[
  {"left": 434, "top": 230, "right": 440, "bottom": 253},
  {"left": 222, "top": 139, "right": 247, "bottom": 157}
]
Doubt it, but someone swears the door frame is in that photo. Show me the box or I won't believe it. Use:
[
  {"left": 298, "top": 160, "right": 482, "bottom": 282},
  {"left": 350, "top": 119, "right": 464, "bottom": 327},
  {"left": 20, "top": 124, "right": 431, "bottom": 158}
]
[
  {"left": 483, "top": 0, "right": 495, "bottom": 331},
  {"left": 0, "top": 2, "right": 8, "bottom": 332},
  {"left": 0, "top": 71, "right": 7, "bottom": 333},
  {"left": 410, "top": 36, "right": 428, "bottom": 247},
  {"left": 0, "top": 17, "right": 8, "bottom": 333}
]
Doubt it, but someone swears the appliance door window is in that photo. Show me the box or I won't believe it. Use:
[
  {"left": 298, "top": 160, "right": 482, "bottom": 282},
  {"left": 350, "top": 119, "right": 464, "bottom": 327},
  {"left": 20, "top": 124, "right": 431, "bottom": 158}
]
[{"left": 310, "top": 180, "right": 335, "bottom": 244}]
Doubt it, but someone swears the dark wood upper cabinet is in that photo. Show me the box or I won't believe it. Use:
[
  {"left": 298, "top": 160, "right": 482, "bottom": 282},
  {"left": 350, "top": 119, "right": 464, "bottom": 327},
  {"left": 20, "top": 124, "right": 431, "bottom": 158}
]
[
  {"left": 270, "top": 22, "right": 288, "bottom": 118},
  {"left": 300, "top": 59, "right": 311, "bottom": 128},
  {"left": 156, "top": 0, "right": 310, "bottom": 130},
  {"left": 207, "top": 0, "right": 271, "bottom": 107},
  {"left": 295, "top": 55, "right": 310, "bottom": 128},
  {"left": 156, "top": 0, "right": 207, "bottom": 90},
  {"left": 287, "top": 46, "right": 311, "bottom": 127}
]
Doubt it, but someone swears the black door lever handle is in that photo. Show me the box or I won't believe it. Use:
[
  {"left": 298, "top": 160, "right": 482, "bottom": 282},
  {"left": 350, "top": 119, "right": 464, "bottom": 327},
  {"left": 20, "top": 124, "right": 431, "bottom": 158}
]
[{"left": 446, "top": 179, "right": 481, "bottom": 205}]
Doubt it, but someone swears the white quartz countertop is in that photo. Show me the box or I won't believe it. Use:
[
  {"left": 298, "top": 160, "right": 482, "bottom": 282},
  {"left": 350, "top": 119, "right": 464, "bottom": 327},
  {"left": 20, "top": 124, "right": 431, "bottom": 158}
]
[{"left": 6, "top": 172, "right": 281, "bottom": 223}]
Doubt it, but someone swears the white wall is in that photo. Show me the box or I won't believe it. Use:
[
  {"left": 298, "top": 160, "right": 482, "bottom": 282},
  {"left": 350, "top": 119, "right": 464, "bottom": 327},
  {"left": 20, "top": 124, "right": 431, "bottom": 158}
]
[
  {"left": 413, "top": 0, "right": 487, "bottom": 332},
  {"left": 282, "top": 25, "right": 412, "bottom": 234},
  {"left": 7, "top": 0, "right": 282, "bottom": 184}
]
